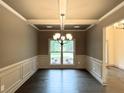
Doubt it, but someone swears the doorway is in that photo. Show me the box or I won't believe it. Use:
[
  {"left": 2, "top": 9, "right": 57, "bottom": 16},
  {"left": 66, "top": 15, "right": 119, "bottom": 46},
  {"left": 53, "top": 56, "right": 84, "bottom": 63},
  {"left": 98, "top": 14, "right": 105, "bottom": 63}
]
[{"left": 103, "top": 19, "right": 124, "bottom": 84}]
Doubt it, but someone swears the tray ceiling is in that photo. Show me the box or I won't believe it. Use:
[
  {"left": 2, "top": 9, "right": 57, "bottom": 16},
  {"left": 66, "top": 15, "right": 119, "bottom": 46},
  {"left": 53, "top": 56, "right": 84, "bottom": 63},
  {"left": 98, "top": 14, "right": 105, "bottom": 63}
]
[
  {"left": 2, "top": 0, "right": 124, "bottom": 31},
  {"left": 3, "top": 0, "right": 123, "bottom": 19},
  {"left": 35, "top": 24, "right": 91, "bottom": 31}
]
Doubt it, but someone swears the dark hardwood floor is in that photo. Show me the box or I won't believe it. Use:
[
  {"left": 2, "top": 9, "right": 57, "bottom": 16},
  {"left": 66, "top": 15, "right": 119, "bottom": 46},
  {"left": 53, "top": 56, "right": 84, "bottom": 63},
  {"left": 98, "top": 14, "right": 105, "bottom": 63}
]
[
  {"left": 15, "top": 68, "right": 124, "bottom": 93},
  {"left": 15, "top": 70, "right": 104, "bottom": 93}
]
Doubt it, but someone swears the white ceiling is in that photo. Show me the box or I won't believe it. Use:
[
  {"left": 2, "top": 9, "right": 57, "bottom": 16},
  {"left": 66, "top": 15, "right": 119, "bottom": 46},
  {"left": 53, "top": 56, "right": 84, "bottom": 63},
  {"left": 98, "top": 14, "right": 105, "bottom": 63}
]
[
  {"left": 3, "top": 0, "right": 60, "bottom": 19},
  {"left": 2, "top": 0, "right": 124, "bottom": 28},
  {"left": 67, "top": 0, "right": 123, "bottom": 19}
]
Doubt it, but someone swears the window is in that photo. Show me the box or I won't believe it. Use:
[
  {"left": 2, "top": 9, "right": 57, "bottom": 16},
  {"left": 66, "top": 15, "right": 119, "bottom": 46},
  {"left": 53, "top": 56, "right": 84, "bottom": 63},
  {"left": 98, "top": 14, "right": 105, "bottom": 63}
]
[
  {"left": 50, "top": 40, "right": 61, "bottom": 64},
  {"left": 50, "top": 40, "right": 74, "bottom": 65}
]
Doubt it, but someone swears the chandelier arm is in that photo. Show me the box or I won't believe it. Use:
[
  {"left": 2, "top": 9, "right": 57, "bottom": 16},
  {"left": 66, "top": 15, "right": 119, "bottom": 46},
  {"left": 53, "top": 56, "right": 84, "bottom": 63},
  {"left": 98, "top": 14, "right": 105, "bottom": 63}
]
[
  {"left": 56, "top": 39, "right": 68, "bottom": 45},
  {"left": 60, "top": 40, "right": 70, "bottom": 45},
  {"left": 57, "top": 40, "right": 62, "bottom": 44}
]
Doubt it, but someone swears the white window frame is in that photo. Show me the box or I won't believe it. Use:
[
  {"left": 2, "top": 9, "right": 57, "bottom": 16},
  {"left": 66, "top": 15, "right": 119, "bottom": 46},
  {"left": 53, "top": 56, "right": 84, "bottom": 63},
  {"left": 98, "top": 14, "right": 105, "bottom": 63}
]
[{"left": 49, "top": 39, "right": 75, "bottom": 65}]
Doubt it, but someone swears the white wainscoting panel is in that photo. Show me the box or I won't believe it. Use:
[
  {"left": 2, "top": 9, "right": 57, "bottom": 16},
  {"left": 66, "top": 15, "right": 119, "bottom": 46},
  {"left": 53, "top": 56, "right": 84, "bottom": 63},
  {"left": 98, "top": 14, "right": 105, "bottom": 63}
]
[
  {"left": 75, "top": 55, "right": 86, "bottom": 69},
  {"left": 86, "top": 56, "right": 103, "bottom": 85},
  {"left": 0, "top": 56, "right": 38, "bottom": 93},
  {"left": 38, "top": 55, "right": 86, "bottom": 69}
]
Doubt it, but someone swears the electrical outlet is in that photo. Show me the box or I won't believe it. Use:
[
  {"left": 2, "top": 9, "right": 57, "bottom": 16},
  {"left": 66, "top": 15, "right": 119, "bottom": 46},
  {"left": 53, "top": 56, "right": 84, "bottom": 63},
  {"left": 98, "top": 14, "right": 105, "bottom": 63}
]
[
  {"left": 1, "top": 85, "right": 5, "bottom": 91},
  {"left": 93, "top": 67, "right": 95, "bottom": 70},
  {"left": 78, "top": 61, "right": 80, "bottom": 64}
]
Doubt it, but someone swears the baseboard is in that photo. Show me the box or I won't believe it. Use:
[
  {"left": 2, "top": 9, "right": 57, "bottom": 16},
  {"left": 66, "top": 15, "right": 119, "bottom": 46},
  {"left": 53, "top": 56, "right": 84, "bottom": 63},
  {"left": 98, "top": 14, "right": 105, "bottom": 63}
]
[
  {"left": 86, "top": 56, "right": 105, "bottom": 85},
  {"left": 0, "top": 56, "right": 38, "bottom": 93},
  {"left": 87, "top": 69, "right": 103, "bottom": 84},
  {"left": 106, "top": 64, "right": 115, "bottom": 67},
  {"left": 114, "top": 65, "right": 124, "bottom": 70}
]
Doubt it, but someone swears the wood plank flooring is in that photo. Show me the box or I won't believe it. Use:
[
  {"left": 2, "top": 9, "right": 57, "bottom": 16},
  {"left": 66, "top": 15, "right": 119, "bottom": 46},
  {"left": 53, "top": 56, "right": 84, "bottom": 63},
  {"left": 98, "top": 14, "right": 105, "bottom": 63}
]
[{"left": 15, "top": 68, "right": 124, "bottom": 93}]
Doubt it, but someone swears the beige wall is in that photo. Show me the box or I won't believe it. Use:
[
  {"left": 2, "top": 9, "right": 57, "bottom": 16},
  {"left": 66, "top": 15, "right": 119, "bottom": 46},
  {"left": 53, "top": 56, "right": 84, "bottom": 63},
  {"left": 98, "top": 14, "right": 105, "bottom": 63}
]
[
  {"left": 38, "top": 31, "right": 86, "bottom": 69},
  {"left": 114, "top": 29, "right": 124, "bottom": 69},
  {"left": 86, "top": 6, "right": 124, "bottom": 60},
  {"left": 107, "top": 26, "right": 124, "bottom": 69},
  {"left": 38, "top": 31, "right": 86, "bottom": 55},
  {"left": 0, "top": 5, "right": 38, "bottom": 68},
  {"left": 106, "top": 26, "right": 115, "bottom": 66}
]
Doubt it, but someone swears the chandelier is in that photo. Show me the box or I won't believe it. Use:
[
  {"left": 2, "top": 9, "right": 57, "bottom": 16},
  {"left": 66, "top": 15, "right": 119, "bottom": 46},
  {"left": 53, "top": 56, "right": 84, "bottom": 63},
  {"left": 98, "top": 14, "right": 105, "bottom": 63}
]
[
  {"left": 114, "top": 20, "right": 124, "bottom": 29},
  {"left": 53, "top": 14, "right": 73, "bottom": 45}
]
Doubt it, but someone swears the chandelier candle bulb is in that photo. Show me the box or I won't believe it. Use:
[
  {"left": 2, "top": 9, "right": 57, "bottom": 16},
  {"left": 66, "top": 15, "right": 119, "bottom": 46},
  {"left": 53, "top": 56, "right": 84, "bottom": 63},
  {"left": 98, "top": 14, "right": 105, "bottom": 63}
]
[
  {"left": 113, "top": 20, "right": 124, "bottom": 30},
  {"left": 121, "top": 20, "right": 124, "bottom": 23},
  {"left": 55, "top": 33, "right": 61, "bottom": 39},
  {"left": 61, "top": 36, "right": 65, "bottom": 41},
  {"left": 66, "top": 33, "right": 72, "bottom": 40},
  {"left": 53, "top": 35, "right": 57, "bottom": 40}
]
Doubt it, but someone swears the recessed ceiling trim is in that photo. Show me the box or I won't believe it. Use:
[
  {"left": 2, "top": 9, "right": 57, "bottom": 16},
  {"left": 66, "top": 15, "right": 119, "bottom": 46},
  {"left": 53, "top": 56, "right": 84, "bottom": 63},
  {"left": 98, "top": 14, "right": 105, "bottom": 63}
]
[
  {"left": 99, "top": 1, "right": 124, "bottom": 22},
  {"left": 28, "top": 19, "right": 98, "bottom": 25},
  {"left": 28, "top": 23, "right": 40, "bottom": 31},
  {"left": 85, "top": 24, "right": 95, "bottom": 31},
  {"left": 38, "top": 30, "right": 86, "bottom": 32}
]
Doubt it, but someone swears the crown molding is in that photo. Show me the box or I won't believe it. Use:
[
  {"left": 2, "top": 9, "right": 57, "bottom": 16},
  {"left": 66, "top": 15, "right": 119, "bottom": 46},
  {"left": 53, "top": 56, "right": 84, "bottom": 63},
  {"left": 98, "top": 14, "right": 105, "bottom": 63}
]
[
  {"left": 99, "top": 1, "right": 124, "bottom": 22},
  {"left": 0, "top": 0, "right": 26, "bottom": 21},
  {"left": 28, "top": 19, "right": 98, "bottom": 25},
  {"left": 0, "top": 0, "right": 39, "bottom": 31}
]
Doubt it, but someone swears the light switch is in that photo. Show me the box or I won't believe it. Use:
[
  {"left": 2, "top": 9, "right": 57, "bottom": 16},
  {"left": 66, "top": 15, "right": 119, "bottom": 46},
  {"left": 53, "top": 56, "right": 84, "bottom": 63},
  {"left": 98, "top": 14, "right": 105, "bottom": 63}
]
[
  {"left": 78, "top": 61, "right": 80, "bottom": 64},
  {"left": 93, "top": 67, "right": 95, "bottom": 70},
  {"left": 1, "top": 85, "right": 5, "bottom": 91}
]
